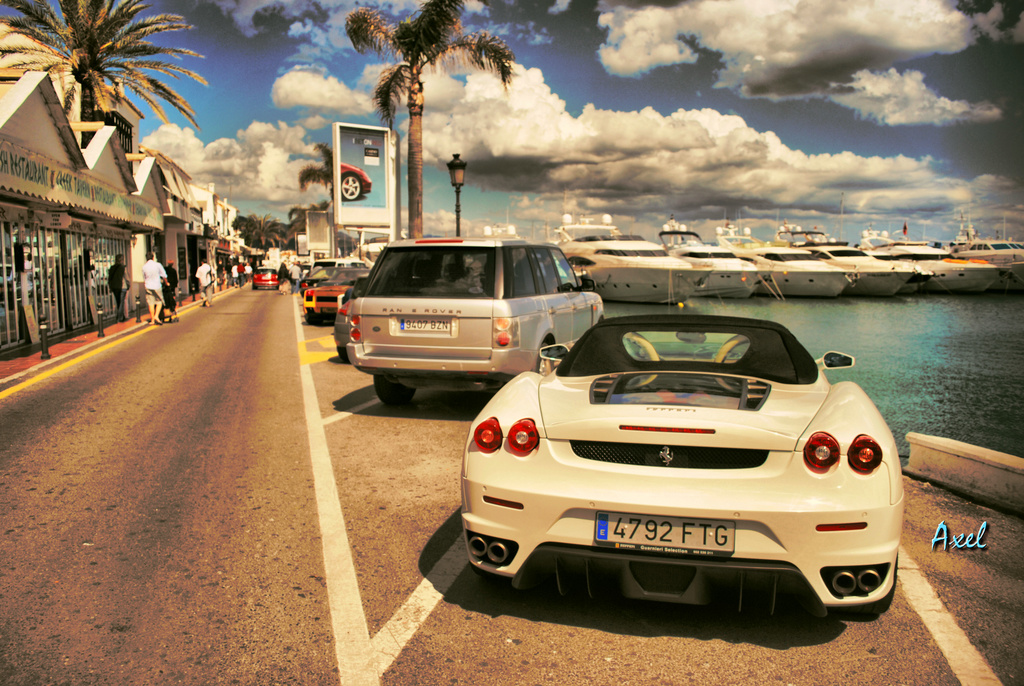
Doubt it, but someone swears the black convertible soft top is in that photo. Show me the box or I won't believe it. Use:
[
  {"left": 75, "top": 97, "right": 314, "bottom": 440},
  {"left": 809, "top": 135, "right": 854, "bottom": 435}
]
[{"left": 556, "top": 314, "right": 820, "bottom": 385}]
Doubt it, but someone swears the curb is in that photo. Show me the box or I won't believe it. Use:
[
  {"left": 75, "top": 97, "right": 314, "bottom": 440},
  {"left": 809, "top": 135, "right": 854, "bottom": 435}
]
[{"left": 905, "top": 432, "right": 1024, "bottom": 517}]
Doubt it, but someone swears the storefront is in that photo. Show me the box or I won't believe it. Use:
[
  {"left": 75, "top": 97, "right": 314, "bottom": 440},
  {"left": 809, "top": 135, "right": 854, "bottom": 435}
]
[{"left": 0, "top": 71, "right": 162, "bottom": 351}]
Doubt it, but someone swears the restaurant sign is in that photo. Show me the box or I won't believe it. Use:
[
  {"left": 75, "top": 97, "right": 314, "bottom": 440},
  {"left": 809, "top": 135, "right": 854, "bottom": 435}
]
[{"left": 0, "top": 139, "right": 162, "bottom": 229}]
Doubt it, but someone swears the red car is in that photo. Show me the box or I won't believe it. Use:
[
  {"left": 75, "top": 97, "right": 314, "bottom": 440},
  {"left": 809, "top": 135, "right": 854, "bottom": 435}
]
[
  {"left": 339, "top": 163, "right": 372, "bottom": 201},
  {"left": 252, "top": 267, "right": 279, "bottom": 290}
]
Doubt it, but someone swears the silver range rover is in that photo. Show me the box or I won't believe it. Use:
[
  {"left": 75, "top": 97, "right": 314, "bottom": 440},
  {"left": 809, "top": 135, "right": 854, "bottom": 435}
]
[{"left": 347, "top": 238, "right": 604, "bottom": 404}]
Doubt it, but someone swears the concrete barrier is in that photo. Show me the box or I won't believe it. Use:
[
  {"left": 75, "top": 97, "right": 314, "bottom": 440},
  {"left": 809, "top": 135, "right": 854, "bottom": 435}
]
[{"left": 905, "top": 432, "right": 1024, "bottom": 516}]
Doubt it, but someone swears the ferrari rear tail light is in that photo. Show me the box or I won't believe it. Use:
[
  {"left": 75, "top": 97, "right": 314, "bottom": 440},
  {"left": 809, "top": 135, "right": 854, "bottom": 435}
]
[
  {"left": 473, "top": 417, "right": 503, "bottom": 453},
  {"left": 803, "top": 432, "right": 840, "bottom": 471},
  {"left": 848, "top": 435, "right": 883, "bottom": 473},
  {"left": 507, "top": 419, "right": 539, "bottom": 453}
]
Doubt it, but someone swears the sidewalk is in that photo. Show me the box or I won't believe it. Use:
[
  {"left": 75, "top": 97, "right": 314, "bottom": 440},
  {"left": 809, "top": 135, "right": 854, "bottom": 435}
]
[{"left": 0, "top": 287, "right": 236, "bottom": 387}]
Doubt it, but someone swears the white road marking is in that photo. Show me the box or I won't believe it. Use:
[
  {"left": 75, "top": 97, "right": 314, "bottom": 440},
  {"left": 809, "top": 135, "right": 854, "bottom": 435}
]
[
  {"left": 323, "top": 398, "right": 380, "bottom": 425},
  {"left": 370, "top": 540, "right": 466, "bottom": 677},
  {"left": 899, "top": 548, "right": 1003, "bottom": 686},
  {"left": 295, "top": 308, "right": 379, "bottom": 686}
]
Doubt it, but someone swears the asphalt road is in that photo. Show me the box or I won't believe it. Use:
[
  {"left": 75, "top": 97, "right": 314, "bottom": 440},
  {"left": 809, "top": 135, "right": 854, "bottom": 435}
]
[{"left": 0, "top": 288, "right": 1020, "bottom": 686}]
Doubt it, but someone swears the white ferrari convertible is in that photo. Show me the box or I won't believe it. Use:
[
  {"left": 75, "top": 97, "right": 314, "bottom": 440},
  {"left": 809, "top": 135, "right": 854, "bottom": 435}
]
[{"left": 460, "top": 314, "right": 903, "bottom": 617}]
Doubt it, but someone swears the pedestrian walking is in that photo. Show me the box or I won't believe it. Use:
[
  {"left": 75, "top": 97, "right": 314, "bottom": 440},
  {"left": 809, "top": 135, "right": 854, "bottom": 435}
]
[
  {"left": 161, "top": 260, "right": 180, "bottom": 322},
  {"left": 142, "top": 252, "right": 167, "bottom": 325},
  {"left": 231, "top": 263, "right": 239, "bottom": 288},
  {"left": 289, "top": 260, "right": 303, "bottom": 296},
  {"left": 196, "top": 259, "right": 214, "bottom": 307},
  {"left": 107, "top": 254, "right": 130, "bottom": 322},
  {"left": 277, "top": 262, "right": 291, "bottom": 295},
  {"left": 243, "top": 262, "right": 252, "bottom": 287}
]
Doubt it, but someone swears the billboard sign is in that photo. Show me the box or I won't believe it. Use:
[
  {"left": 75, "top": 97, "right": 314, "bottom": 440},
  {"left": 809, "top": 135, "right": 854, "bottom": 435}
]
[{"left": 332, "top": 123, "right": 399, "bottom": 233}]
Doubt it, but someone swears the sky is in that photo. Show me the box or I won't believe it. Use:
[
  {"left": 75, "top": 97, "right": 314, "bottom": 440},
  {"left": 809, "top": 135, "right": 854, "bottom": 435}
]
[{"left": 30, "top": 0, "right": 1024, "bottom": 243}]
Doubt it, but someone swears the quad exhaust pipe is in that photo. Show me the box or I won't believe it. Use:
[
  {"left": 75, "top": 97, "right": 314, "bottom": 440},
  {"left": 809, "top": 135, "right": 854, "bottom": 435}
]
[
  {"left": 468, "top": 536, "right": 488, "bottom": 558},
  {"left": 830, "top": 567, "right": 884, "bottom": 596},
  {"left": 467, "top": 534, "right": 515, "bottom": 566},
  {"left": 486, "top": 541, "right": 509, "bottom": 565},
  {"left": 857, "top": 568, "right": 882, "bottom": 593},
  {"left": 831, "top": 570, "right": 857, "bottom": 596}
]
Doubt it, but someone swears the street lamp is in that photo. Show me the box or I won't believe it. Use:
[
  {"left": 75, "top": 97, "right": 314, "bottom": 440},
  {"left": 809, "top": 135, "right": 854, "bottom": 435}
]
[{"left": 446, "top": 153, "right": 467, "bottom": 237}]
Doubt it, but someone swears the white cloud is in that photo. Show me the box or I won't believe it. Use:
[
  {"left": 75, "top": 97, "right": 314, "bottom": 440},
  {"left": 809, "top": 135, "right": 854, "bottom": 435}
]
[
  {"left": 549, "top": 0, "right": 572, "bottom": 15},
  {"left": 271, "top": 66, "right": 374, "bottom": 118},
  {"left": 598, "top": 0, "right": 973, "bottom": 86},
  {"left": 830, "top": 69, "right": 1002, "bottom": 126},
  {"left": 420, "top": 65, "right": 992, "bottom": 223},
  {"left": 141, "top": 121, "right": 330, "bottom": 211}
]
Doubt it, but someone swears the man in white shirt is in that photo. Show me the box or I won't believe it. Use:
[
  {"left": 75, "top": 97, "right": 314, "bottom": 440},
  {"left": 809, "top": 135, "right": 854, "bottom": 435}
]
[
  {"left": 142, "top": 252, "right": 168, "bottom": 325},
  {"left": 289, "top": 261, "right": 303, "bottom": 296},
  {"left": 196, "top": 259, "right": 214, "bottom": 307}
]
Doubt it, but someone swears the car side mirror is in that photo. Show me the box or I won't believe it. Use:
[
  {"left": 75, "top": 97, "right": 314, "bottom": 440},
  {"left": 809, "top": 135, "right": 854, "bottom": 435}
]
[
  {"left": 577, "top": 276, "right": 596, "bottom": 292},
  {"left": 539, "top": 344, "right": 570, "bottom": 374},
  {"left": 819, "top": 351, "right": 855, "bottom": 369}
]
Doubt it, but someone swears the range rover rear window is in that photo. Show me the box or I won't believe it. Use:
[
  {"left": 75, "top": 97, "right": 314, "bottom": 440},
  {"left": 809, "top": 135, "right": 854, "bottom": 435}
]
[{"left": 367, "top": 247, "right": 496, "bottom": 298}]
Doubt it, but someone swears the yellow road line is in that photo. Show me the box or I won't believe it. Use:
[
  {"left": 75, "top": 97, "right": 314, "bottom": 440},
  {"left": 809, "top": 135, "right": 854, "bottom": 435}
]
[
  {"left": 0, "top": 324, "right": 157, "bottom": 401},
  {"left": 298, "top": 335, "right": 338, "bottom": 366},
  {"left": 0, "top": 289, "right": 225, "bottom": 401}
]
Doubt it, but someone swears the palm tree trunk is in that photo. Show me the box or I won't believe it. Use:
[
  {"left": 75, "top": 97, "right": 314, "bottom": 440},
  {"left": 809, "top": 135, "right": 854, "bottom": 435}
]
[
  {"left": 79, "top": 81, "right": 103, "bottom": 148},
  {"left": 407, "top": 75, "right": 425, "bottom": 239}
]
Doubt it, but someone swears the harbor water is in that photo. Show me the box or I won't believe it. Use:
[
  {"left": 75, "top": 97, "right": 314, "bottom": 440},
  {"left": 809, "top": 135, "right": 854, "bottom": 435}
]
[{"left": 603, "top": 293, "right": 1024, "bottom": 459}]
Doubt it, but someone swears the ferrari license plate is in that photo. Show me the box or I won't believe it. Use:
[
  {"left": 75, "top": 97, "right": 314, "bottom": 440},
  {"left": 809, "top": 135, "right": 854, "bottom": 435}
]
[
  {"left": 398, "top": 317, "right": 452, "bottom": 334},
  {"left": 594, "top": 511, "right": 735, "bottom": 556}
]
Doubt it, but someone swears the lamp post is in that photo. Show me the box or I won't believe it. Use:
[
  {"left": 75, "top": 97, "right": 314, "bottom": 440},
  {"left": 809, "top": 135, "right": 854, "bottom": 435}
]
[{"left": 446, "top": 154, "right": 467, "bottom": 237}]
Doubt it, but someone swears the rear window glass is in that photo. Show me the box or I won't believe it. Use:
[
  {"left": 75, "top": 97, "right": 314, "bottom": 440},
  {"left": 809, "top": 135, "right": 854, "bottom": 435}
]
[
  {"left": 367, "top": 247, "right": 495, "bottom": 298},
  {"left": 556, "top": 315, "right": 819, "bottom": 385}
]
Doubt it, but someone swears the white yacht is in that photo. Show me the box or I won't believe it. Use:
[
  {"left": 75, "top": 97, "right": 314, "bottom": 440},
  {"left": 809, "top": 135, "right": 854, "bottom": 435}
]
[
  {"left": 773, "top": 227, "right": 916, "bottom": 297},
  {"left": 717, "top": 225, "right": 851, "bottom": 298},
  {"left": 555, "top": 214, "right": 709, "bottom": 303},
  {"left": 859, "top": 230, "right": 1000, "bottom": 294},
  {"left": 658, "top": 218, "right": 759, "bottom": 298},
  {"left": 947, "top": 219, "right": 1024, "bottom": 293}
]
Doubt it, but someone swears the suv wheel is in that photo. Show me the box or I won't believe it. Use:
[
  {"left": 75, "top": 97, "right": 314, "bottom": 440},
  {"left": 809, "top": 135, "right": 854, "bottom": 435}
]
[{"left": 374, "top": 376, "right": 415, "bottom": 405}]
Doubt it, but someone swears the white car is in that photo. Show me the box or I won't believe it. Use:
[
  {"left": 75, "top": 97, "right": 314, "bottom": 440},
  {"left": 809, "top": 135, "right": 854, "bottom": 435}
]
[{"left": 461, "top": 314, "right": 903, "bottom": 617}]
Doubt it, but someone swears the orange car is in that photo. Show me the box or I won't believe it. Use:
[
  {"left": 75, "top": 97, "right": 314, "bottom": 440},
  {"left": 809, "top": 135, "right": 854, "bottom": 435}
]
[{"left": 302, "top": 267, "right": 369, "bottom": 324}]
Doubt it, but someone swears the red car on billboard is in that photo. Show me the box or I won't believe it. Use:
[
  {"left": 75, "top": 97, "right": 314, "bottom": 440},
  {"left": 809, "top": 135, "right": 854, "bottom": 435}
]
[{"left": 339, "top": 163, "right": 372, "bottom": 201}]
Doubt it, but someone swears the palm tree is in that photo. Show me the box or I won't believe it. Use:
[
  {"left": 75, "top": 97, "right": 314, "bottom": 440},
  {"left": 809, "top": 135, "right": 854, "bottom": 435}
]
[
  {"left": 298, "top": 142, "right": 333, "bottom": 198},
  {"left": 346, "top": 0, "right": 515, "bottom": 238},
  {"left": 238, "top": 213, "right": 285, "bottom": 251},
  {"left": 0, "top": 0, "right": 206, "bottom": 134}
]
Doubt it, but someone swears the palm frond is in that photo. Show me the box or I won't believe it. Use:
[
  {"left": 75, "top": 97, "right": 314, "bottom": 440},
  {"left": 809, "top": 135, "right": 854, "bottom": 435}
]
[
  {"left": 0, "top": 0, "right": 205, "bottom": 127},
  {"left": 373, "top": 64, "right": 410, "bottom": 129}
]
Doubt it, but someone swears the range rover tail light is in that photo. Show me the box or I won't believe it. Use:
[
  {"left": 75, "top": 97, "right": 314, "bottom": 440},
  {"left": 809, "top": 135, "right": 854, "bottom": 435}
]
[
  {"left": 848, "top": 435, "right": 883, "bottom": 473},
  {"left": 803, "top": 432, "right": 840, "bottom": 471},
  {"left": 350, "top": 314, "right": 361, "bottom": 342},
  {"left": 493, "top": 317, "right": 519, "bottom": 348}
]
